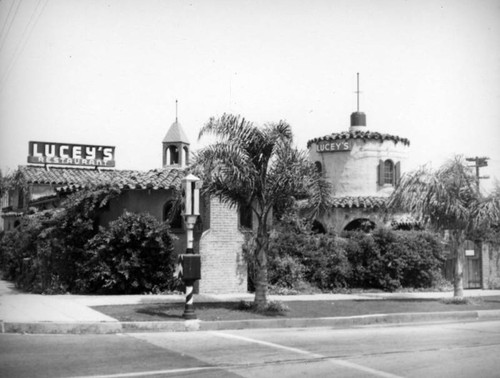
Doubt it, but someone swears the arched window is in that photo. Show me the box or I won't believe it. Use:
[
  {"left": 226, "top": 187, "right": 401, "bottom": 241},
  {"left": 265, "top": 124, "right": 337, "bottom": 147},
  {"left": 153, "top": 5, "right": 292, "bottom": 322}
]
[
  {"left": 378, "top": 160, "right": 401, "bottom": 186},
  {"left": 163, "top": 200, "right": 183, "bottom": 229},
  {"left": 166, "top": 146, "right": 179, "bottom": 165},
  {"left": 384, "top": 160, "right": 394, "bottom": 185}
]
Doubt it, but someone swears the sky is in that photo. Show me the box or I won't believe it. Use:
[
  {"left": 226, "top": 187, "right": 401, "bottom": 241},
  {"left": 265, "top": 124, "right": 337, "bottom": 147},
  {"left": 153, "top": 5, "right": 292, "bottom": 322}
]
[{"left": 1, "top": 0, "right": 499, "bottom": 192}]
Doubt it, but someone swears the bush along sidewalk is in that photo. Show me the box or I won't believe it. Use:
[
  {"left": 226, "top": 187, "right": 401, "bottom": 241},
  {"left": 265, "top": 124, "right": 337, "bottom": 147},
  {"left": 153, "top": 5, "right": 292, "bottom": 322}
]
[
  {"left": 0, "top": 186, "right": 180, "bottom": 294},
  {"left": 261, "top": 214, "right": 447, "bottom": 294}
]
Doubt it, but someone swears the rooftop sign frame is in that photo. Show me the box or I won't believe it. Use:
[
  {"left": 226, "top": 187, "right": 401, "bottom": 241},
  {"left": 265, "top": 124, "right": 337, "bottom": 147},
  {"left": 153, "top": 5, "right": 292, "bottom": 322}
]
[{"left": 27, "top": 141, "right": 116, "bottom": 168}]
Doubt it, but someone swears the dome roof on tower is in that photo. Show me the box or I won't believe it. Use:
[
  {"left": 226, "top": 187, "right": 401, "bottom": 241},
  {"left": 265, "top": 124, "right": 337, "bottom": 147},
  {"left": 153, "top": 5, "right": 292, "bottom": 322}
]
[{"left": 162, "top": 120, "right": 190, "bottom": 144}]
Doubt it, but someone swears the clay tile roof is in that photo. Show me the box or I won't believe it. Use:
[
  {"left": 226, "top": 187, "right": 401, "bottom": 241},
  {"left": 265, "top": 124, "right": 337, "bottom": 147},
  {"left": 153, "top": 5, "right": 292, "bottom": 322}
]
[
  {"left": 331, "top": 196, "right": 387, "bottom": 209},
  {"left": 19, "top": 165, "right": 184, "bottom": 193},
  {"left": 307, "top": 130, "right": 410, "bottom": 148}
]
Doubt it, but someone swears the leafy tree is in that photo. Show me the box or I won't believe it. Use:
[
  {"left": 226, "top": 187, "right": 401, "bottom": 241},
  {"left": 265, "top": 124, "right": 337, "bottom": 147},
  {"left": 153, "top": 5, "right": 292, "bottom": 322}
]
[
  {"left": 193, "top": 114, "right": 331, "bottom": 307},
  {"left": 388, "top": 156, "right": 500, "bottom": 297}
]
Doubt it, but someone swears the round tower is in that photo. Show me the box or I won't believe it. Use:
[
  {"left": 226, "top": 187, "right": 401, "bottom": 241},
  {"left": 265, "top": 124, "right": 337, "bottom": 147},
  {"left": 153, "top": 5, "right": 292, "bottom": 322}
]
[{"left": 308, "top": 74, "right": 410, "bottom": 198}]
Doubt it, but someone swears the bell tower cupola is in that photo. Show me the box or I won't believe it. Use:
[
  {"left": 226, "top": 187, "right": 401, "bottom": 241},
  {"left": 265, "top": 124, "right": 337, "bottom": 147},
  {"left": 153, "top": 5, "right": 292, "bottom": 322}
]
[{"left": 162, "top": 100, "right": 190, "bottom": 168}]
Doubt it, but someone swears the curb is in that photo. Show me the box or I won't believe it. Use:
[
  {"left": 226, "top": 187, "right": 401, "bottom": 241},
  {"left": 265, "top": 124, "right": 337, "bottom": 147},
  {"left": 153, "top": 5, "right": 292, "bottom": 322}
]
[
  {"left": 1, "top": 320, "right": 122, "bottom": 334},
  {"left": 2, "top": 310, "right": 500, "bottom": 334}
]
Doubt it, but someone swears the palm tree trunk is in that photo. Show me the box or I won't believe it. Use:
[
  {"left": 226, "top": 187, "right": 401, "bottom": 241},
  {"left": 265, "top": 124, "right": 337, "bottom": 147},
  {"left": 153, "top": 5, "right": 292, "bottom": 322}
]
[
  {"left": 254, "top": 248, "right": 268, "bottom": 308},
  {"left": 253, "top": 225, "right": 269, "bottom": 308},
  {"left": 452, "top": 232, "right": 465, "bottom": 298}
]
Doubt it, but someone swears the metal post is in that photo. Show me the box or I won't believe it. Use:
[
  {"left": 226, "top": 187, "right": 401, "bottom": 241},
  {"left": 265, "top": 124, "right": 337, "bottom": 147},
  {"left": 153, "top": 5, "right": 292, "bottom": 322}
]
[
  {"left": 181, "top": 174, "right": 201, "bottom": 320},
  {"left": 183, "top": 215, "right": 197, "bottom": 319},
  {"left": 183, "top": 280, "right": 196, "bottom": 319}
]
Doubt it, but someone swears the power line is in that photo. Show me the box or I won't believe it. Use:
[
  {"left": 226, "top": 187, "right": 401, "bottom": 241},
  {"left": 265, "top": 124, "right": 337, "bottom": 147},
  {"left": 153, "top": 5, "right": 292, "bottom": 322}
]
[
  {"left": 0, "top": 0, "right": 48, "bottom": 90},
  {"left": 0, "top": 0, "right": 22, "bottom": 53}
]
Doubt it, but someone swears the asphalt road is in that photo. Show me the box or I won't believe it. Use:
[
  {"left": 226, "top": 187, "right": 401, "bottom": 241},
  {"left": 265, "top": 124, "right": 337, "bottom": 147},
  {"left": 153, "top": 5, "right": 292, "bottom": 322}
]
[{"left": 1, "top": 320, "right": 499, "bottom": 377}]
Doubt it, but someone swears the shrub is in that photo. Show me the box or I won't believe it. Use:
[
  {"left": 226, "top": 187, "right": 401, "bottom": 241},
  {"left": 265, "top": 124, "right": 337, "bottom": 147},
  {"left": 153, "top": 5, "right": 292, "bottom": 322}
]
[
  {"left": 237, "top": 299, "right": 290, "bottom": 315},
  {"left": 266, "top": 213, "right": 446, "bottom": 293},
  {"left": 0, "top": 186, "right": 123, "bottom": 293},
  {"left": 0, "top": 186, "right": 179, "bottom": 294},
  {"left": 303, "top": 235, "right": 351, "bottom": 290},
  {"left": 267, "top": 213, "right": 352, "bottom": 292},
  {"left": 82, "top": 211, "right": 177, "bottom": 294},
  {"left": 441, "top": 296, "right": 483, "bottom": 305},
  {"left": 344, "top": 228, "right": 445, "bottom": 291},
  {"left": 266, "top": 215, "right": 311, "bottom": 291},
  {"left": 267, "top": 255, "right": 305, "bottom": 289},
  {"left": 343, "top": 231, "right": 382, "bottom": 289},
  {"left": 0, "top": 210, "right": 60, "bottom": 292}
]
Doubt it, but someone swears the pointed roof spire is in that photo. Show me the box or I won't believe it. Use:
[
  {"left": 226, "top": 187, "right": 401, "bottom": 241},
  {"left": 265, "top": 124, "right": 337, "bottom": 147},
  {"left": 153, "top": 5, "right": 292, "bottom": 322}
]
[{"left": 163, "top": 99, "right": 190, "bottom": 144}]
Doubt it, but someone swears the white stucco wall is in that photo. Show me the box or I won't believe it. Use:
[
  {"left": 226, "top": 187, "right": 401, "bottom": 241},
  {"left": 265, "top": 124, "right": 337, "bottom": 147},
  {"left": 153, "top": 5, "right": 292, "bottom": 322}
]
[{"left": 309, "top": 138, "right": 409, "bottom": 197}]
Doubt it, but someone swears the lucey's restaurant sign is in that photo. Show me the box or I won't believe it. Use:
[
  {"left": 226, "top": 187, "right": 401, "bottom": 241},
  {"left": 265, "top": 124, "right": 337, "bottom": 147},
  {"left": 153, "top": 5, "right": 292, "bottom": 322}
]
[
  {"left": 316, "top": 140, "right": 352, "bottom": 153},
  {"left": 28, "top": 141, "right": 116, "bottom": 167}
]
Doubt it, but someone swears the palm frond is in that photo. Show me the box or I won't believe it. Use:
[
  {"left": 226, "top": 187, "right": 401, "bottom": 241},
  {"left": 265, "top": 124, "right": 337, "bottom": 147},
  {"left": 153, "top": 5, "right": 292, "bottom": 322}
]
[
  {"left": 472, "top": 191, "right": 500, "bottom": 229},
  {"left": 388, "top": 156, "right": 494, "bottom": 232},
  {"left": 198, "top": 114, "right": 256, "bottom": 146}
]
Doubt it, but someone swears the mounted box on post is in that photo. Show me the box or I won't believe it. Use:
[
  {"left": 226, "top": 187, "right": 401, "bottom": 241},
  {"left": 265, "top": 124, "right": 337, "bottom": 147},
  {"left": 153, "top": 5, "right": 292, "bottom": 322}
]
[{"left": 178, "top": 254, "right": 201, "bottom": 281}]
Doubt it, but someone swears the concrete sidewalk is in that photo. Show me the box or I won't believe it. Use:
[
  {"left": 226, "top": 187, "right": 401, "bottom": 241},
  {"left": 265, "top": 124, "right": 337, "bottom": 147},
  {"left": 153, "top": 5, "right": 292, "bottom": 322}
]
[{"left": 1, "top": 279, "right": 500, "bottom": 334}]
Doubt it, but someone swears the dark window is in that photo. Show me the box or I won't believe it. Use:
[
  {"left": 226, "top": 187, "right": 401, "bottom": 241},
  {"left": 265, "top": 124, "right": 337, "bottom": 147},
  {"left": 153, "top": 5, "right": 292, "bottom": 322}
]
[
  {"left": 314, "top": 161, "right": 322, "bottom": 174},
  {"left": 344, "top": 218, "right": 375, "bottom": 233},
  {"left": 167, "top": 146, "right": 179, "bottom": 165}
]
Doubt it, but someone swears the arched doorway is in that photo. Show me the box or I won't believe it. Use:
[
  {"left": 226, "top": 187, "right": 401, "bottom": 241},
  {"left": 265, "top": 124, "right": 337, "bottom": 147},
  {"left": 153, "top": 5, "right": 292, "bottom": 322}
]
[
  {"left": 312, "top": 220, "right": 326, "bottom": 234},
  {"left": 344, "top": 218, "right": 376, "bottom": 233}
]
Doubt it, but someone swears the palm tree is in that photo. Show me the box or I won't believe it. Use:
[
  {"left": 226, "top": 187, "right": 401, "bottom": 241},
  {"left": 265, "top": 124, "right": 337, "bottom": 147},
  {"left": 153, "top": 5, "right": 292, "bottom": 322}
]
[
  {"left": 388, "top": 156, "right": 500, "bottom": 297},
  {"left": 193, "top": 114, "right": 331, "bottom": 307}
]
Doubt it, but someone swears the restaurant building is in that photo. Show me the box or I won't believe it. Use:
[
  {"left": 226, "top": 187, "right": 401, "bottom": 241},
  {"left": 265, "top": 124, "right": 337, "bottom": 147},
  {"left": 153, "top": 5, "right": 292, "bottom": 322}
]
[{"left": 1, "top": 119, "right": 247, "bottom": 294}]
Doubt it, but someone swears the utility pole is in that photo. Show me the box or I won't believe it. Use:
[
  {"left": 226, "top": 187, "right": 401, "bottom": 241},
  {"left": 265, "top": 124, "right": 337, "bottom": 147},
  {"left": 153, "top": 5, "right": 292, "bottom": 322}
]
[{"left": 466, "top": 156, "right": 490, "bottom": 190}]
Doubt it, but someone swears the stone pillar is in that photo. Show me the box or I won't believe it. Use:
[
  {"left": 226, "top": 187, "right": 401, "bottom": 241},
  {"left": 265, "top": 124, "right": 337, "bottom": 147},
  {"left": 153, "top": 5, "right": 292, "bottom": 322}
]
[{"left": 199, "top": 197, "right": 247, "bottom": 293}]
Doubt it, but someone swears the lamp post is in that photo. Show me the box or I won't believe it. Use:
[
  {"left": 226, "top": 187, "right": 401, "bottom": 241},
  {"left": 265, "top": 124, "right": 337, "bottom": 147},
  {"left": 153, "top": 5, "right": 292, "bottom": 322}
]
[{"left": 180, "top": 174, "right": 201, "bottom": 320}]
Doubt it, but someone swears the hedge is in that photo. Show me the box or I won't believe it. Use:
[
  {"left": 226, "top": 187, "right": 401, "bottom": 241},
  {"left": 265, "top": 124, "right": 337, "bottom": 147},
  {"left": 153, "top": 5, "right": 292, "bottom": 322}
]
[
  {"left": 266, "top": 216, "right": 446, "bottom": 292},
  {"left": 0, "top": 187, "right": 178, "bottom": 294}
]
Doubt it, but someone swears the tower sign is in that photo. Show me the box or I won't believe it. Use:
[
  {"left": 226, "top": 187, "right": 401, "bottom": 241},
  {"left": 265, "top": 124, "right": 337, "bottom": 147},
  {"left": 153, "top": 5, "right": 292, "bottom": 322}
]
[{"left": 316, "top": 140, "right": 353, "bottom": 152}]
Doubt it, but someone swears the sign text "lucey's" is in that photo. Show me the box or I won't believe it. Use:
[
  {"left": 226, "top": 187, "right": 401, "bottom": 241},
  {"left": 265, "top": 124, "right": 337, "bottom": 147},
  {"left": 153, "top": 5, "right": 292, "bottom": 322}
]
[
  {"left": 28, "top": 141, "right": 116, "bottom": 167},
  {"left": 316, "top": 140, "right": 352, "bottom": 152}
]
